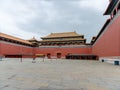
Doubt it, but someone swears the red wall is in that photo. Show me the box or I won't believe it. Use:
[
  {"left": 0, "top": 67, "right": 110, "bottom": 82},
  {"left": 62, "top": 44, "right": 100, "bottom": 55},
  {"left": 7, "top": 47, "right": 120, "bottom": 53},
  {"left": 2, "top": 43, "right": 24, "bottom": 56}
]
[
  {"left": 0, "top": 41, "right": 34, "bottom": 57},
  {"left": 92, "top": 16, "right": 120, "bottom": 57},
  {"left": 35, "top": 47, "right": 92, "bottom": 58},
  {"left": 0, "top": 41, "right": 91, "bottom": 58}
]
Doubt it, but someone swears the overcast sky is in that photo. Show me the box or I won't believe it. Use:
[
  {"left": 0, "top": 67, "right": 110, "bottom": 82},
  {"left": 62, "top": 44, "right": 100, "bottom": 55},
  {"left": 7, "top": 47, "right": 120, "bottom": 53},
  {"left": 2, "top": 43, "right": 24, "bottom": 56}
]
[{"left": 0, "top": 0, "right": 109, "bottom": 42}]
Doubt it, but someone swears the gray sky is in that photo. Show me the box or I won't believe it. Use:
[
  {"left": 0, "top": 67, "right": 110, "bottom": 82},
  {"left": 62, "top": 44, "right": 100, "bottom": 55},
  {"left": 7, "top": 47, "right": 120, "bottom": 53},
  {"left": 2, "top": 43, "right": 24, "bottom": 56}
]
[{"left": 0, "top": 0, "right": 109, "bottom": 43}]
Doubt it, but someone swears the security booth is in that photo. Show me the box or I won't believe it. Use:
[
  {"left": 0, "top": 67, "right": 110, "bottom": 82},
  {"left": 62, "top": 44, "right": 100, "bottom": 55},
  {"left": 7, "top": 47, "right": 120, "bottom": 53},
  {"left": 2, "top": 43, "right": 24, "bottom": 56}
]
[{"left": 114, "top": 61, "right": 119, "bottom": 65}]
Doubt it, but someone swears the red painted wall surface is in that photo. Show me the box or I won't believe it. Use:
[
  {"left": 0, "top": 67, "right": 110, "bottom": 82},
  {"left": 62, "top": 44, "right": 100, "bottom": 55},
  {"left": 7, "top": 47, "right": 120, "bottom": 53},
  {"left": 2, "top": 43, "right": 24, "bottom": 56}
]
[
  {"left": 0, "top": 42, "right": 34, "bottom": 57},
  {"left": 92, "top": 16, "right": 120, "bottom": 57},
  {"left": 0, "top": 41, "right": 92, "bottom": 58},
  {"left": 35, "top": 47, "right": 92, "bottom": 58}
]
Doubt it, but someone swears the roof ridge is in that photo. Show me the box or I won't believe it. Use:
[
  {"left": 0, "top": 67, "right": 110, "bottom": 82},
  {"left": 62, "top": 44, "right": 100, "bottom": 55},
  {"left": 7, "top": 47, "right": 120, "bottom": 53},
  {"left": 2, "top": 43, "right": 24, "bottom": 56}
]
[
  {"left": 0, "top": 32, "right": 27, "bottom": 41},
  {"left": 41, "top": 32, "right": 83, "bottom": 39},
  {"left": 50, "top": 31, "right": 76, "bottom": 34},
  {"left": 0, "top": 32, "right": 31, "bottom": 44}
]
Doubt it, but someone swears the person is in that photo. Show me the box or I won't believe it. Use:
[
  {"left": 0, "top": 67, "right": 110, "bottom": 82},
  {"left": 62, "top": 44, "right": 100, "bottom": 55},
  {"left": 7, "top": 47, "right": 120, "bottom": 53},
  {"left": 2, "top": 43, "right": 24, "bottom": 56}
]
[
  {"left": 0, "top": 56, "right": 2, "bottom": 61},
  {"left": 32, "top": 56, "right": 36, "bottom": 63}
]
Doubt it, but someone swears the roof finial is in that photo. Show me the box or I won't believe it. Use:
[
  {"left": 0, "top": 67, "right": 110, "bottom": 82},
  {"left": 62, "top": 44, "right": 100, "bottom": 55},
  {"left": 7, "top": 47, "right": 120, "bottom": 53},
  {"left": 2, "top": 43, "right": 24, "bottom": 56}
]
[
  {"left": 29, "top": 36, "right": 36, "bottom": 41},
  {"left": 33, "top": 36, "right": 35, "bottom": 39}
]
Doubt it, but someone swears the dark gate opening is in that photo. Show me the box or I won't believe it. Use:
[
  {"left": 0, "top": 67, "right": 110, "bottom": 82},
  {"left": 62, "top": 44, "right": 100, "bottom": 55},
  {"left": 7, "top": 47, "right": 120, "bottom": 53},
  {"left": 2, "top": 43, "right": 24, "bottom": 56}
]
[
  {"left": 66, "top": 54, "right": 99, "bottom": 60},
  {"left": 5, "top": 55, "right": 22, "bottom": 58},
  {"left": 57, "top": 53, "right": 61, "bottom": 58},
  {"left": 47, "top": 53, "right": 51, "bottom": 59}
]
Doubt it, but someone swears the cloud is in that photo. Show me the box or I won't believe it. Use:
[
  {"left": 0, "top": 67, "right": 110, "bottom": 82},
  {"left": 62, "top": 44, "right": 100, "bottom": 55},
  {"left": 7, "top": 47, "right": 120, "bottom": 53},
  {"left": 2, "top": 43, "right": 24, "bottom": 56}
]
[
  {"left": 0, "top": 0, "right": 109, "bottom": 42},
  {"left": 0, "top": 9, "right": 39, "bottom": 40},
  {"left": 0, "top": 0, "right": 57, "bottom": 40},
  {"left": 77, "top": 0, "right": 108, "bottom": 12}
]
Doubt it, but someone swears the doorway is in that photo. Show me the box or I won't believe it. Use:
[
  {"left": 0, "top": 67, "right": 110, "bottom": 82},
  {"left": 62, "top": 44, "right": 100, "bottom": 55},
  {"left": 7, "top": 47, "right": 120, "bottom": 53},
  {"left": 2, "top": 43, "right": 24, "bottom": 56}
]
[
  {"left": 57, "top": 53, "right": 61, "bottom": 58},
  {"left": 47, "top": 53, "right": 51, "bottom": 59}
]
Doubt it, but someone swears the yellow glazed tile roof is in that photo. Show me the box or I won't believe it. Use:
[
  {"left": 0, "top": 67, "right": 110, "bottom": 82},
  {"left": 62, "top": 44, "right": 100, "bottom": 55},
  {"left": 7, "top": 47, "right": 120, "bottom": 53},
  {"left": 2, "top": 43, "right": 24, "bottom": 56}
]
[
  {"left": 42, "top": 32, "right": 83, "bottom": 38},
  {"left": 0, "top": 32, "right": 32, "bottom": 45}
]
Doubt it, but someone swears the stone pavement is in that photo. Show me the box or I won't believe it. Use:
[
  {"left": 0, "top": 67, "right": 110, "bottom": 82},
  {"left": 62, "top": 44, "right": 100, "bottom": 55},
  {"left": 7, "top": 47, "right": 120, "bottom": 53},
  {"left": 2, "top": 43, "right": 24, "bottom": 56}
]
[{"left": 0, "top": 58, "right": 120, "bottom": 90}]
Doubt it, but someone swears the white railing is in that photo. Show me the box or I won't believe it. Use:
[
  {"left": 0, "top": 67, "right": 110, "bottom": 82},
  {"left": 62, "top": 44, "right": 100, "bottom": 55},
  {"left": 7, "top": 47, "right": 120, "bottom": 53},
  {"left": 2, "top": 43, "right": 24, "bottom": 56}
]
[{"left": 39, "top": 45, "right": 91, "bottom": 48}]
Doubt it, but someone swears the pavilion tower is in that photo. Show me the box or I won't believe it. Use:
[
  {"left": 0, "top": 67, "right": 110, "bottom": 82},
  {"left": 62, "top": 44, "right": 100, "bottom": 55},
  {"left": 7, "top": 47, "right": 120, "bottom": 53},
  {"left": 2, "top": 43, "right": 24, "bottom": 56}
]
[{"left": 39, "top": 32, "right": 86, "bottom": 46}]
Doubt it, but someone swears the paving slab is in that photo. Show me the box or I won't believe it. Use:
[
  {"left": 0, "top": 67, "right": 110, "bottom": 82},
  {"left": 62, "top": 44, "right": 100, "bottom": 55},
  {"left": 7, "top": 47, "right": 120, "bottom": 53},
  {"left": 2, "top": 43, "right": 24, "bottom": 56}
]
[{"left": 0, "top": 58, "right": 120, "bottom": 90}]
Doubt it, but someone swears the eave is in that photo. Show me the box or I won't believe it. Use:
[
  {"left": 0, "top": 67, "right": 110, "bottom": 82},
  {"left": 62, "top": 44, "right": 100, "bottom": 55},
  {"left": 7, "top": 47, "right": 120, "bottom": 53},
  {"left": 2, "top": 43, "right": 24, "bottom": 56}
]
[
  {"left": 104, "top": 0, "right": 119, "bottom": 15},
  {"left": 92, "top": 19, "right": 111, "bottom": 45}
]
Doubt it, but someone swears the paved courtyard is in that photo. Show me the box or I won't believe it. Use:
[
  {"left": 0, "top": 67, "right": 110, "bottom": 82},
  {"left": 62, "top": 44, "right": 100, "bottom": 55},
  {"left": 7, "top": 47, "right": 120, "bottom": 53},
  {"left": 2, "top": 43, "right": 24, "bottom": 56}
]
[{"left": 0, "top": 58, "right": 120, "bottom": 90}]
